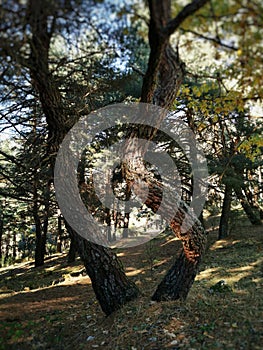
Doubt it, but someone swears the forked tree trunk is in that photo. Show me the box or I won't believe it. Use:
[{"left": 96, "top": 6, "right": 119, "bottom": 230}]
[{"left": 27, "top": 0, "right": 209, "bottom": 314}]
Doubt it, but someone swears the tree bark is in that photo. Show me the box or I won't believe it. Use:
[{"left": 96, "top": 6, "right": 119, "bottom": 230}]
[
  {"left": 218, "top": 183, "right": 232, "bottom": 239},
  {"left": 33, "top": 183, "right": 45, "bottom": 267},
  {"left": 65, "top": 223, "right": 140, "bottom": 315},
  {"left": 57, "top": 215, "right": 63, "bottom": 253},
  {"left": 27, "top": 0, "right": 140, "bottom": 314},
  {"left": 26, "top": 0, "right": 209, "bottom": 313},
  {"left": 123, "top": 0, "right": 208, "bottom": 301},
  {"left": 234, "top": 186, "right": 262, "bottom": 225},
  {"left": 0, "top": 218, "right": 3, "bottom": 267},
  {"left": 67, "top": 227, "right": 77, "bottom": 263},
  {"left": 142, "top": 176, "right": 206, "bottom": 301}
]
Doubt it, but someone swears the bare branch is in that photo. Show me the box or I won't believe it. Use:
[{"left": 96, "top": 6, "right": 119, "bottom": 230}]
[
  {"left": 0, "top": 150, "right": 26, "bottom": 169},
  {"left": 164, "top": 0, "right": 209, "bottom": 36},
  {"left": 0, "top": 190, "right": 32, "bottom": 202},
  {"left": 180, "top": 28, "right": 238, "bottom": 51}
]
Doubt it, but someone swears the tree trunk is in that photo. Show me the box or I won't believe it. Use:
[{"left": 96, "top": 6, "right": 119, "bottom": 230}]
[
  {"left": 152, "top": 250, "right": 200, "bottom": 300},
  {"left": 26, "top": 0, "right": 209, "bottom": 314},
  {"left": 123, "top": 0, "right": 208, "bottom": 302},
  {"left": 234, "top": 186, "right": 261, "bottom": 225},
  {"left": 67, "top": 227, "right": 77, "bottom": 263},
  {"left": 41, "top": 182, "right": 50, "bottom": 260},
  {"left": 67, "top": 239, "right": 77, "bottom": 263},
  {"left": 105, "top": 207, "right": 112, "bottom": 242},
  {"left": 218, "top": 183, "right": 232, "bottom": 239},
  {"left": 33, "top": 180, "right": 46, "bottom": 267},
  {"left": 34, "top": 220, "right": 44, "bottom": 267},
  {"left": 123, "top": 191, "right": 131, "bottom": 238},
  {"left": 0, "top": 218, "right": 3, "bottom": 267},
  {"left": 66, "top": 223, "right": 140, "bottom": 315},
  {"left": 57, "top": 215, "right": 63, "bottom": 253},
  {"left": 12, "top": 232, "right": 16, "bottom": 260},
  {"left": 27, "top": 0, "right": 140, "bottom": 314},
  {"left": 143, "top": 177, "right": 206, "bottom": 301}
]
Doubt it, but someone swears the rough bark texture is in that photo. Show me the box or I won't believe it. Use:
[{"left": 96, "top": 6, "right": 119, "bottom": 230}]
[
  {"left": 27, "top": 0, "right": 140, "bottom": 314},
  {"left": 152, "top": 250, "right": 200, "bottom": 300},
  {"left": 218, "top": 183, "right": 232, "bottom": 239},
  {"left": 142, "top": 177, "right": 207, "bottom": 301},
  {"left": 26, "top": 0, "right": 209, "bottom": 313},
  {"left": 123, "top": 0, "right": 209, "bottom": 301},
  {"left": 66, "top": 223, "right": 139, "bottom": 316}
]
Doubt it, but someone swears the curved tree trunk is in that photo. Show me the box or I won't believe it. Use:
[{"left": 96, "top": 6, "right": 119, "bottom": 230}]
[
  {"left": 27, "top": 0, "right": 140, "bottom": 314},
  {"left": 26, "top": 0, "right": 209, "bottom": 314},
  {"left": 122, "top": 0, "right": 208, "bottom": 302}
]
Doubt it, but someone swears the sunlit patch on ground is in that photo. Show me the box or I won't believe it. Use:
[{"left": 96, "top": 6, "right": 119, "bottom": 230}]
[{"left": 0, "top": 220, "right": 263, "bottom": 349}]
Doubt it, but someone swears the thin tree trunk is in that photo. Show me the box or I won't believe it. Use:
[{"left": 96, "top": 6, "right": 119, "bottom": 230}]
[
  {"left": 67, "top": 227, "right": 77, "bottom": 263},
  {"left": 33, "top": 184, "right": 45, "bottom": 267},
  {"left": 105, "top": 207, "right": 112, "bottom": 242},
  {"left": 0, "top": 218, "right": 3, "bottom": 267},
  {"left": 123, "top": 190, "right": 131, "bottom": 238},
  {"left": 41, "top": 182, "right": 50, "bottom": 259},
  {"left": 218, "top": 183, "right": 232, "bottom": 239},
  {"left": 12, "top": 232, "right": 16, "bottom": 260},
  {"left": 234, "top": 186, "right": 261, "bottom": 225},
  {"left": 57, "top": 214, "right": 63, "bottom": 253},
  {"left": 34, "top": 221, "right": 43, "bottom": 266}
]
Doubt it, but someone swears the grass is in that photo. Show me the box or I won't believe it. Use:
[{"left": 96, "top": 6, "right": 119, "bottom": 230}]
[{"left": 0, "top": 217, "right": 262, "bottom": 349}]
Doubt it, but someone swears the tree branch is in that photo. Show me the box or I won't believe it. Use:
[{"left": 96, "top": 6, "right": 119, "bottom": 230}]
[
  {"left": 181, "top": 28, "right": 238, "bottom": 51},
  {"left": 164, "top": 0, "right": 209, "bottom": 36},
  {"left": 0, "top": 190, "right": 32, "bottom": 202},
  {"left": 0, "top": 150, "right": 26, "bottom": 169}
]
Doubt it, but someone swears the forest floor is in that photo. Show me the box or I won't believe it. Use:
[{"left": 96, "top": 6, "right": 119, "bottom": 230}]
[{"left": 0, "top": 216, "right": 263, "bottom": 350}]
